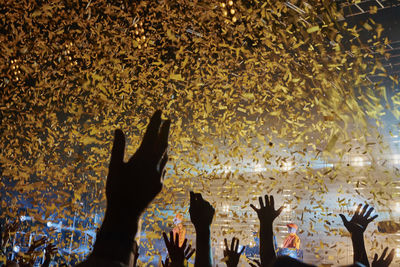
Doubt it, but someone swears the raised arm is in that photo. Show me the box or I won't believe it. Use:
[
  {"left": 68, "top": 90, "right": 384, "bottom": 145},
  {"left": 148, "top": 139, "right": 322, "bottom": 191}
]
[
  {"left": 250, "top": 195, "right": 284, "bottom": 267},
  {"left": 86, "top": 110, "right": 170, "bottom": 265},
  {"left": 339, "top": 203, "right": 378, "bottom": 267},
  {"left": 162, "top": 231, "right": 195, "bottom": 267},
  {"left": 189, "top": 191, "right": 215, "bottom": 267},
  {"left": 372, "top": 247, "right": 395, "bottom": 267},
  {"left": 223, "top": 237, "right": 245, "bottom": 267}
]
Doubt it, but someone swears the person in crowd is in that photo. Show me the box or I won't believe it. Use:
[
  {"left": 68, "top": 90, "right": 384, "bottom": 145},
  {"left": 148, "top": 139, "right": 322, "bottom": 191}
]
[
  {"left": 1, "top": 110, "right": 397, "bottom": 267},
  {"left": 282, "top": 223, "right": 300, "bottom": 250}
]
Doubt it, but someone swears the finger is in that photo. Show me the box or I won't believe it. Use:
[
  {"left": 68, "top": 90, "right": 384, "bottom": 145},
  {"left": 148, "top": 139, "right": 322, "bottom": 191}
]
[
  {"left": 231, "top": 238, "right": 235, "bottom": 251},
  {"left": 170, "top": 231, "right": 176, "bottom": 246},
  {"left": 234, "top": 237, "right": 239, "bottom": 252},
  {"left": 155, "top": 119, "right": 171, "bottom": 159},
  {"left": 360, "top": 204, "right": 369, "bottom": 216},
  {"left": 355, "top": 204, "right": 362, "bottom": 216},
  {"left": 373, "top": 253, "right": 378, "bottom": 263},
  {"left": 239, "top": 245, "right": 245, "bottom": 255},
  {"left": 159, "top": 153, "right": 168, "bottom": 173},
  {"left": 139, "top": 110, "right": 162, "bottom": 151},
  {"left": 380, "top": 247, "right": 388, "bottom": 261},
  {"left": 184, "top": 244, "right": 192, "bottom": 255},
  {"left": 250, "top": 204, "right": 258, "bottom": 212},
  {"left": 110, "top": 129, "right": 125, "bottom": 168},
  {"left": 186, "top": 248, "right": 195, "bottom": 259},
  {"left": 181, "top": 238, "right": 187, "bottom": 249},
  {"left": 265, "top": 195, "right": 270, "bottom": 207},
  {"left": 259, "top": 197, "right": 264, "bottom": 208},
  {"left": 364, "top": 207, "right": 374, "bottom": 219},
  {"left": 162, "top": 232, "right": 170, "bottom": 247},
  {"left": 190, "top": 191, "right": 195, "bottom": 205},
  {"left": 277, "top": 206, "right": 284, "bottom": 217},
  {"left": 386, "top": 248, "right": 395, "bottom": 264},
  {"left": 367, "top": 214, "right": 378, "bottom": 223},
  {"left": 224, "top": 238, "right": 228, "bottom": 250},
  {"left": 270, "top": 195, "right": 275, "bottom": 209},
  {"left": 249, "top": 264, "right": 256, "bottom": 267},
  {"left": 339, "top": 214, "right": 348, "bottom": 225}
]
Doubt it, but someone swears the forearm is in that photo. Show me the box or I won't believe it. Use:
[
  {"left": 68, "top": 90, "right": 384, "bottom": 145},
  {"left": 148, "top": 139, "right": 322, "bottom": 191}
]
[
  {"left": 259, "top": 222, "right": 275, "bottom": 267},
  {"left": 194, "top": 227, "right": 212, "bottom": 267},
  {"left": 90, "top": 209, "right": 139, "bottom": 264},
  {"left": 351, "top": 233, "right": 369, "bottom": 267}
]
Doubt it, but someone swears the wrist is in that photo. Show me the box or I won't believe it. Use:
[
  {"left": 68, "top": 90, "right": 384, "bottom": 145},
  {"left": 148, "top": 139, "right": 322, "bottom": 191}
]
[
  {"left": 195, "top": 225, "right": 211, "bottom": 234},
  {"left": 102, "top": 207, "right": 140, "bottom": 234}
]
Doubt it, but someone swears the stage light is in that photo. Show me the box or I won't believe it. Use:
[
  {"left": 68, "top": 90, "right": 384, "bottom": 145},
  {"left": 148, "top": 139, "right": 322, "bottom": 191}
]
[
  {"left": 47, "top": 221, "right": 52, "bottom": 227},
  {"left": 352, "top": 157, "right": 365, "bottom": 166},
  {"left": 13, "top": 245, "right": 20, "bottom": 253}
]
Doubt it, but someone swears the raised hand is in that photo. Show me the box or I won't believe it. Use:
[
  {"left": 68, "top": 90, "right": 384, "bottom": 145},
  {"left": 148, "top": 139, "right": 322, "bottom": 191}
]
[
  {"left": 189, "top": 191, "right": 214, "bottom": 267},
  {"left": 223, "top": 237, "right": 245, "bottom": 267},
  {"left": 250, "top": 195, "right": 283, "bottom": 267},
  {"left": 339, "top": 203, "right": 378, "bottom": 267},
  {"left": 339, "top": 204, "right": 378, "bottom": 236},
  {"left": 42, "top": 242, "right": 57, "bottom": 267},
  {"left": 163, "top": 232, "right": 195, "bottom": 267},
  {"left": 90, "top": 110, "right": 171, "bottom": 265},
  {"left": 106, "top": 110, "right": 170, "bottom": 221},
  {"left": 250, "top": 195, "right": 284, "bottom": 226},
  {"left": 27, "top": 237, "right": 47, "bottom": 254},
  {"left": 372, "top": 247, "right": 395, "bottom": 267},
  {"left": 189, "top": 191, "right": 215, "bottom": 230}
]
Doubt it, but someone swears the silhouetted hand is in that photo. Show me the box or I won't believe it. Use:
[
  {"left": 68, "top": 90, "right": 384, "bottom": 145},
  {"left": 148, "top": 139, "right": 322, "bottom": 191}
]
[
  {"left": 105, "top": 110, "right": 170, "bottom": 224},
  {"left": 189, "top": 192, "right": 215, "bottom": 230},
  {"left": 42, "top": 242, "right": 57, "bottom": 267},
  {"left": 223, "top": 237, "right": 245, "bottom": 267},
  {"left": 248, "top": 259, "right": 261, "bottom": 267},
  {"left": 339, "top": 204, "right": 378, "bottom": 236},
  {"left": 163, "top": 231, "right": 195, "bottom": 267},
  {"left": 250, "top": 195, "right": 284, "bottom": 225},
  {"left": 27, "top": 237, "right": 47, "bottom": 254},
  {"left": 162, "top": 257, "right": 171, "bottom": 267},
  {"left": 372, "top": 247, "right": 395, "bottom": 267}
]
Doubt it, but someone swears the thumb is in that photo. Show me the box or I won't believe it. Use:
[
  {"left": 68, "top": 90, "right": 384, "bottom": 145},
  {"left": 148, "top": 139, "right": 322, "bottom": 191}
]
[{"left": 339, "top": 214, "right": 348, "bottom": 225}]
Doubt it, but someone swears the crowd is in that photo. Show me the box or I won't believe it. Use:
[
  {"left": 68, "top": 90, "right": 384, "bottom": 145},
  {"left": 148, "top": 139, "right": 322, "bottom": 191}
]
[{"left": 0, "top": 111, "right": 396, "bottom": 267}]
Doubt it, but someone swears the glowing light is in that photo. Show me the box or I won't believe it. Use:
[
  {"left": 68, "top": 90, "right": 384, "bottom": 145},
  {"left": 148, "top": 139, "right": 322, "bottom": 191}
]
[
  {"left": 396, "top": 248, "right": 400, "bottom": 257},
  {"left": 254, "top": 164, "right": 266, "bottom": 172},
  {"left": 393, "top": 154, "right": 400, "bottom": 165},
  {"left": 395, "top": 203, "right": 400, "bottom": 213},
  {"left": 13, "top": 246, "right": 20, "bottom": 253},
  {"left": 222, "top": 204, "right": 230, "bottom": 213},
  {"left": 281, "top": 161, "right": 293, "bottom": 171}
]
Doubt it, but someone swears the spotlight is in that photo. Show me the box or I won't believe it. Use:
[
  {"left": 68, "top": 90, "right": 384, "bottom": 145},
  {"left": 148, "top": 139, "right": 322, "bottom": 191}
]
[{"left": 13, "top": 245, "right": 20, "bottom": 253}]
